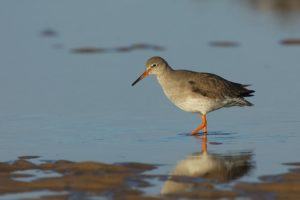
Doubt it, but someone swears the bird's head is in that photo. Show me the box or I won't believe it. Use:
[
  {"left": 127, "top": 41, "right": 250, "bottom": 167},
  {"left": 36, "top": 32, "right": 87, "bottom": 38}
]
[{"left": 132, "top": 56, "right": 168, "bottom": 86}]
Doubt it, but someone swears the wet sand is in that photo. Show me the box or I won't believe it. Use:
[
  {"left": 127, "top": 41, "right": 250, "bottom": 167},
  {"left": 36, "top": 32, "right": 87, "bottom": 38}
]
[
  {"left": 1, "top": 155, "right": 300, "bottom": 199},
  {"left": 235, "top": 162, "right": 300, "bottom": 199},
  {"left": 0, "top": 157, "right": 158, "bottom": 200}
]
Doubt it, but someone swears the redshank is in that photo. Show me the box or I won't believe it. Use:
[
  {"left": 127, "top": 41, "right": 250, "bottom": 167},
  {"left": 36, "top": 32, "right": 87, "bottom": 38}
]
[{"left": 131, "top": 56, "right": 254, "bottom": 135}]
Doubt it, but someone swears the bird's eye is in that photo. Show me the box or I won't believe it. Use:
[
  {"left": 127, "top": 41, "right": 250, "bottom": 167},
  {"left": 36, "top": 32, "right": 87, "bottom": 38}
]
[{"left": 151, "top": 64, "right": 157, "bottom": 67}]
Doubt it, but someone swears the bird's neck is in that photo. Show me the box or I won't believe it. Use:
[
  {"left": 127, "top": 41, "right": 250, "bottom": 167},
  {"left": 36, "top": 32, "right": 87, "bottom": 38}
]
[
  {"left": 157, "top": 65, "right": 173, "bottom": 77},
  {"left": 156, "top": 65, "right": 174, "bottom": 85}
]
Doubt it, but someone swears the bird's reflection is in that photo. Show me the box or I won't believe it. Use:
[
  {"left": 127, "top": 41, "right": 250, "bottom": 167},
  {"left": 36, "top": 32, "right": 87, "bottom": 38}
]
[{"left": 161, "top": 136, "right": 254, "bottom": 195}]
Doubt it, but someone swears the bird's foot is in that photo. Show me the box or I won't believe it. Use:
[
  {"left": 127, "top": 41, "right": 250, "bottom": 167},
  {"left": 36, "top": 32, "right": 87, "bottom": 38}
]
[
  {"left": 191, "top": 130, "right": 200, "bottom": 135},
  {"left": 191, "top": 114, "right": 208, "bottom": 135},
  {"left": 191, "top": 128, "right": 207, "bottom": 136}
]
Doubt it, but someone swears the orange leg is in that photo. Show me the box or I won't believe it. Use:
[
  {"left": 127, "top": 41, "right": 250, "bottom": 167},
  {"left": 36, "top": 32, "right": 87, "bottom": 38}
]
[
  {"left": 201, "top": 135, "right": 208, "bottom": 153},
  {"left": 191, "top": 114, "right": 208, "bottom": 135}
]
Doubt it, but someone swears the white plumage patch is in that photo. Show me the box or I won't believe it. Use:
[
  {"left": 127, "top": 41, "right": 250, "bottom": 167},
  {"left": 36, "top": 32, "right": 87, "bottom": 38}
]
[{"left": 174, "top": 97, "right": 224, "bottom": 114}]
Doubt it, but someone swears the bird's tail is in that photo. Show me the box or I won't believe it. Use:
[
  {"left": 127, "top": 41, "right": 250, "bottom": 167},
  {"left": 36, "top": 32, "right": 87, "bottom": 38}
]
[
  {"left": 227, "top": 83, "right": 254, "bottom": 107},
  {"left": 241, "top": 99, "right": 254, "bottom": 106},
  {"left": 225, "top": 98, "right": 254, "bottom": 107}
]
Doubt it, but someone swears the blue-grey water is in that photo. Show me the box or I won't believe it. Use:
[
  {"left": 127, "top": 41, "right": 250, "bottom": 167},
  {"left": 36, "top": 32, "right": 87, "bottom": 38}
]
[{"left": 1, "top": 0, "right": 300, "bottom": 197}]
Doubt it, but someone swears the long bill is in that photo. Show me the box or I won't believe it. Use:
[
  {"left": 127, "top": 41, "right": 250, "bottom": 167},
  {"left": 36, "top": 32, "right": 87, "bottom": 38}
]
[{"left": 131, "top": 69, "right": 151, "bottom": 86}]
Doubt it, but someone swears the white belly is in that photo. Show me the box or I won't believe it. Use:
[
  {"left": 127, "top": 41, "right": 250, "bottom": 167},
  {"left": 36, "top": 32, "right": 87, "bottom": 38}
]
[{"left": 173, "top": 97, "right": 222, "bottom": 114}]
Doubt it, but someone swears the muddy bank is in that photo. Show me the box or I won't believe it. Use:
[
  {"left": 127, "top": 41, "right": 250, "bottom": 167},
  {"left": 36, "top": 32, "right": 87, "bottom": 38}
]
[
  {"left": 235, "top": 162, "right": 300, "bottom": 199},
  {"left": 0, "top": 158, "right": 158, "bottom": 200},
  {"left": 0, "top": 157, "right": 238, "bottom": 200},
  {"left": 1, "top": 157, "right": 300, "bottom": 199}
]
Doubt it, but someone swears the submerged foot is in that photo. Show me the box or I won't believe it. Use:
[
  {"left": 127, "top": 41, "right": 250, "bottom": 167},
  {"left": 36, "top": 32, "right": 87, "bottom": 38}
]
[{"left": 191, "top": 130, "right": 207, "bottom": 136}]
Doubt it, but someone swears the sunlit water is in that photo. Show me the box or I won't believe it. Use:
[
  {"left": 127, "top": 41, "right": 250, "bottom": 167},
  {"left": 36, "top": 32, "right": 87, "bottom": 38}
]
[{"left": 1, "top": 0, "right": 300, "bottom": 197}]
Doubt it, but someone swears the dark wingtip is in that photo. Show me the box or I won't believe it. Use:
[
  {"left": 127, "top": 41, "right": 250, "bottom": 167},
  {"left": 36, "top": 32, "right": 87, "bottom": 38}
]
[{"left": 239, "top": 86, "right": 255, "bottom": 97}]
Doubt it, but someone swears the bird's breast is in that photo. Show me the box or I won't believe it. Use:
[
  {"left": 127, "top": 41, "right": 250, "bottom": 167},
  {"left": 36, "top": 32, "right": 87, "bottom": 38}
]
[{"left": 156, "top": 75, "right": 223, "bottom": 114}]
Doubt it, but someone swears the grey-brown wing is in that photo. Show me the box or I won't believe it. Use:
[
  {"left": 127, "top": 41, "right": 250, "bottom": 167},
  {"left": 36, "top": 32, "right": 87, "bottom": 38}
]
[{"left": 184, "top": 72, "right": 254, "bottom": 99}]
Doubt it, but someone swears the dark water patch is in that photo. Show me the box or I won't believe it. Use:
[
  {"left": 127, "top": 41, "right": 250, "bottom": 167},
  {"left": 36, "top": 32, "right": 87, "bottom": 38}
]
[
  {"left": 71, "top": 43, "right": 165, "bottom": 54},
  {"left": 283, "top": 162, "right": 300, "bottom": 166},
  {"left": 280, "top": 38, "right": 300, "bottom": 45},
  {"left": 40, "top": 28, "right": 58, "bottom": 38},
  {"left": 243, "top": 0, "right": 300, "bottom": 14},
  {"left": 178, "top": 131, "right": 236, "bottom": 138},
  {"left": 178, "top": 132, "right": 208, "bottom": 137},
  {"left": 18, "top": 156, "right": 40, "bottom": 160},
  {"left": 178, "top": 132, "right": 193, "bottom": 136},
  {"left": 209, "top": 142, "right": 223, "bottom": 145},
  {"left": 209, "top": 41, "right": 240, "bottom": 47},
  {"left": 206, "top": 131, "right": 237, "bottom": 136},
  {"left": 71, "top": 47, "right": 107, "bottom": 54},
  {"left": 239, "top": 0, "right": 300, "bottom": 26}
]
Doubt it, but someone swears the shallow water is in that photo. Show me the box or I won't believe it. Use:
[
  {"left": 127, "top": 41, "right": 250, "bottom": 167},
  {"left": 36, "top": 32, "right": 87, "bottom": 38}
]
[{"left": 1, "top": 0, "right": 300, "bottom": 198}]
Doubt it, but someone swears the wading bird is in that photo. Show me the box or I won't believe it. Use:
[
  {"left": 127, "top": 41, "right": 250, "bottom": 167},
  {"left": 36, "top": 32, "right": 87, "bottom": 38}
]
[{"left": 132, "top": 57, "right": 254, "bottom": 135}]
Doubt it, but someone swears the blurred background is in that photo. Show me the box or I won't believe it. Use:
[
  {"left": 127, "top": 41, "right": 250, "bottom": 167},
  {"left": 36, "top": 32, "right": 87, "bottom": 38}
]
[{"left": 0, "top": 0, "right": 300, "bottom": 195}]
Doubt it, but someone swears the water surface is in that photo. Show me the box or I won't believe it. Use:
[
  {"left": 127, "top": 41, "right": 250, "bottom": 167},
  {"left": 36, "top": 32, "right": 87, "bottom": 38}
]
[{"left": 1, "top": 0, "right": 300, "bottom": 198}]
